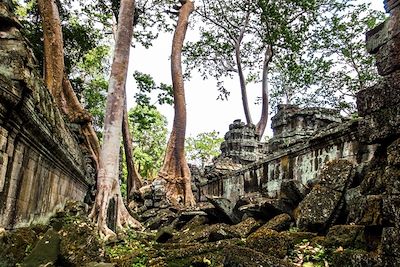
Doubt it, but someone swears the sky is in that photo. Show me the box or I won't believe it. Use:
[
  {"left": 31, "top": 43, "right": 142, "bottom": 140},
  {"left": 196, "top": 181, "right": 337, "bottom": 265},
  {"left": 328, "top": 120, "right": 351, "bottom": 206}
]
[{"left": 126, "top": 0, "right": 385, "bottom": 139}]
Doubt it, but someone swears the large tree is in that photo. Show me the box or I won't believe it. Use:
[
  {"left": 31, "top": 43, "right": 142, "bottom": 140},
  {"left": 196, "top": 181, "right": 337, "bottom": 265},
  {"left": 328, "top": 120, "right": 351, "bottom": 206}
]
[
  {"left": 268, "top": 2, "right": 385, "bottom": 115},
  {"left": 184, "top": 0, "right": 359, "bottom": 138},
  {"left": 89, "top": 0, "right": 142, "bottom": 239},
  {"left": 158, "top": 0, "right": 196, "bottom": 207},
  {"left": 36, "top": 0, "right": 101, "bottom": 167}
]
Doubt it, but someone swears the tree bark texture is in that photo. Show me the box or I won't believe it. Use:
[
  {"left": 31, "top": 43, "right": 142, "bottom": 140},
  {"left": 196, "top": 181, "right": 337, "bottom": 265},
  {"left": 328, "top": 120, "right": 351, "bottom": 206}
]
[
  {"left": 235, "top": 10, "right": 252, "bottom": 125},
  {"left": 256, "top": 46, "right": 273, "bottom": 139},
  {"left": 37, "top": 0, "right": 100, "bottom": 164},
  {"left": 37, "top": 0, "right": 64, "bottom": 104},
  {"left": 89, "top": 0, "right": 142, "bottom": 238},
  {"left": 158, "top": 0, "right": 196, "bottom": 207},
  {"left": 122, "top": 99, "right": 143, "bottom": 200}
]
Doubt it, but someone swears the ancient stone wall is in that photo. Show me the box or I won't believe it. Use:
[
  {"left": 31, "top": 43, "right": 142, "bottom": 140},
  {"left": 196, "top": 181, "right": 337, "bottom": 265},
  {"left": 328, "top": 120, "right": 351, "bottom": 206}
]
[
  {"left": 0, "top": 3, "right": 94, "bottom": 229},
  {"left": 199, "top": 117, "right": 376, "bottom": 202}
]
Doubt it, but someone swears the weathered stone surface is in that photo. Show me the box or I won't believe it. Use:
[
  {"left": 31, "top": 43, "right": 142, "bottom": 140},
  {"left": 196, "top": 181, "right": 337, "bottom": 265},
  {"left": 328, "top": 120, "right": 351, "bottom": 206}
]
[
  {"left": 366, "top": 20, "right": 390, "bottom": 54},
  {"left": 0, "top": 227, "right": 41, "bottom": 267},
  {"left": 247, "top": 228, "right": 316, "bottom": 259},
  {"left": 0, "top": 3, "right": 95, "bottom": 229},
  {"left": 20, "top": 229, "right": 60, "bottom": 267},
  {"left": 318, "top": 160, "right": 354, "bottom": 191},
  {"left": 357, "top": 81, "right": 400, "bottom": 117},
  {"left": 172, "top": 223, "right": 238, "bottom": 244},
  {"left": 331, "top": 250, "right": 382, "bottom": 267},
  {"left": 219, "top": 119, "right": 264, "bottom": 164},
  {"left": 59, "top": 218, "right": 103, "bottom": 266},
  {"left": 229, "top": 217, "right": 261, "bottom": 238},
  {"left": 385, "top": 0, "right": 400, "bottom": 13},
  {"left": 382, "top": 195, "right": 400, "bottom": 227},
  {"left": 278, "top": 179, "right": 307, "bottom": 208},
  {"left": 347, "top": 193, "right": 383, "bottom": 226},
  {"left": 381, "top": 227, "right": 400, "bottom": 258},
  {"left": 269, "top": 105, "right": 344, "bottom": 152},
  {"left": 296, "top": 160, "right": 354, "bottom": 232},
  {"left": 387, "top": 137, "right": 400, "bottom": 166},
  {"left": 262, "top": 213, "right": 292, "bottom": 232},
  {"left": 155, "top": 226, "right": 174, "bottom": 243},
  {"left": 296, "top": 185, "right": 343, "bottom": 232},
  {"left": 359, "top": 105, "right": 400, "bottom": 143},
  {"left": 325, "top": 225, "right": 366, "bottom": 249},
  {"left": 206, "top": 196, "right": 241, "bottom": 224},
  {"left": 222, "top": 245, "right": 291, "bottom": 267},
  {"left": 375, "top": 34, "right": 400, "bottom": 75}
]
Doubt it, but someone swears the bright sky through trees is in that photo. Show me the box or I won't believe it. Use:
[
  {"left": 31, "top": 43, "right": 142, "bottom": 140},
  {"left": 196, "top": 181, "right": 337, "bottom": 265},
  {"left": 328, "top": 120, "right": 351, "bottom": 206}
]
[{"left": 126, "top": 0, "right": 384, "bottom": 139}]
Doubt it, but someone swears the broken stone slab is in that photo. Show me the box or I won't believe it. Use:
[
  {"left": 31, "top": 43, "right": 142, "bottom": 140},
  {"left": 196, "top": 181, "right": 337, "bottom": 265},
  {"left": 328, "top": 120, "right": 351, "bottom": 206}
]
[
  {"left": 278, "top": 179, "right": 308, "bottom": 208},
  {"left": 246, "top": 228, "right": 316, "bottom": 259},
  {"left": 144, "top": 208, "right": 177, "bottom": 230},
  {"left": 357, "top": 81, "right": 400, "bottom": 117},
  {"left": 222, "top": 245, "right": 291, "bottom": 267},
  {"left": 325, "top": 225, "right": 367, "bottom": 250},
  {"left": 331, "top": 250, "right": 382, "bottom": 267},
  {"left": 229, "top": 217, "right": 262, "bottom": 238},
  {"left": 19, "top": 228, "right": 60, "bottom": 267},
  {"left": 375, "top": 33, "right": 400, "bottom": 76},
  {"left": 387, "top": 137, "right": 400, "bottom": 166},
  {"left": 206, "top": 196, "right": 241, "bottom": 224},
  {"left": 155, "top": 226, "right": 174, "bottom": 243},
  {"left": 296, "top": 185, "right": 344, "bottom": 233},
  {"left": 382, "top": 195, "right": 400, "bottom": 227},
  {"left": 381, "top": 227, "right": 400, "bottom": 260},
  {"left": 180, "top": 215, "right": 209, "bottom": 232},
  {"left": 262, "top": 213, "right": 293, "bottom": 232},
  {"left": 318, "top": 160, "right": 354, "bottom": 192},
  {"left": 239, "top": 197, "right": 294, "bottom": 221},
  {"left": 347, "top": 192, "right": 383, "bottom": 226}
]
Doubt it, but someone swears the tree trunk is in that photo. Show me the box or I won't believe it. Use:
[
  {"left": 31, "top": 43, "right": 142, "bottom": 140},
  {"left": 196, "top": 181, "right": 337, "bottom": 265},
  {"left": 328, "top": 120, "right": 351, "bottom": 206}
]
[
  {"left": 122, "top": 99, "right": 143, "bottom": 201},
  {"left": 158, "top": 0, "right": 195, "bottom": 207},
  {"left": 235, "top": 42, "right": 253, "bottom": 125},
  {"left": 256, "top": 46, "right": 273, "bottom": 139},
  {"left": 89, "top": 0, "right": 142, "bottom": 239},
  {"left": 37, "top": 0, "right": 64, "bottom": 105},
  {"left": 38, "top": 0, "right": 100, "bottom": 164}
]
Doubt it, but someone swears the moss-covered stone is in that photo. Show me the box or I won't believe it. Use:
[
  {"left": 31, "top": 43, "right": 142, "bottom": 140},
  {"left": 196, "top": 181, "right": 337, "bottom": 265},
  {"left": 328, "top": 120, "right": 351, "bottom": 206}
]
[
  {"left": 246, "top": 227, "right": 316, "bottom": 258},
  {"left": 229, "top": 217, "right": 262, "bottom": 238},
  {"left": 325, "top": 225, "right": 367, "bottom": 250},
  {"left": 331, "top": 249, "right": 382, "bottom": 267},
  {"left": 0, "top": 228, "right": 39, "bottom": 267},
  {"left": 263, "top": 213, "right": 292, "bottom": 232},
  {"left": 19, "top": 228, "right": 60, "bottom": 267}
]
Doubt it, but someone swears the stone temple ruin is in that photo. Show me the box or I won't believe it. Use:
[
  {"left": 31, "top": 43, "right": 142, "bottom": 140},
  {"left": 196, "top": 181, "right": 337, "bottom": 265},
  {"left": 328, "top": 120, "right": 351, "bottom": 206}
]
[{"left": 198, "top": 104, "right": 375, "bottom": 202}]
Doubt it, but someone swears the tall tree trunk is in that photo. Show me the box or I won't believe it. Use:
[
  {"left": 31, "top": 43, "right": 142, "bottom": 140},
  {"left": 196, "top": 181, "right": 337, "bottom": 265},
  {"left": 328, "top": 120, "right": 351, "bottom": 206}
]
[
  {"left": 89, "top": 0, "right": 142, "bottom": 239},
  {"left": 234, "top": 10, "right": 252, "bottom": 125},
  {"left": 37, "top": 0, "right": 64, "bottom": 104},
  {"left": 158, "top": 0, "right": 195, "bottom": 207},
  {"left": 37, "top": 0, "right": 100, "bottom": 165},
  {"left": 256, "top": 45, "right": 273, "bottom": 139},
  {"left": 122, "top": 99, "right": 143, "bottom": 201},
  {"left": 235, "top": 43, "right": 252, "bottom": 125}
]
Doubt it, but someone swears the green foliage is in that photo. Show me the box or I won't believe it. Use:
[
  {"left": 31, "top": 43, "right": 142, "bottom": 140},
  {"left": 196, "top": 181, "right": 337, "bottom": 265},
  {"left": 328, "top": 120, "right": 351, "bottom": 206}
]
[
  {"left": 270, "top": 1, "right": 386, "bottom": 115},
  {"left": 133, "top": 71, "right": 174, "bottom": 107},
  {"left": 185, "top": 131, "right": 224, "bottom": 170},
  {"left": 128, "top": 105, "right": 168, "bottom": 180}
]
